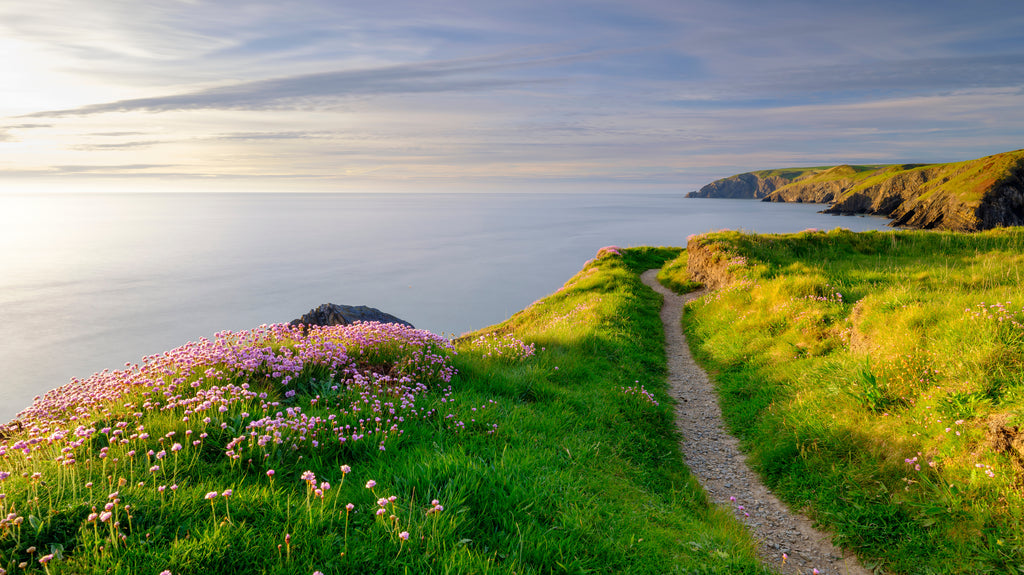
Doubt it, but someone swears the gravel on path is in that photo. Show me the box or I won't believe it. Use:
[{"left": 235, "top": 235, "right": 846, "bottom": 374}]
[{"left": 641, "top": 270, "right": 873, "bottom": 575}]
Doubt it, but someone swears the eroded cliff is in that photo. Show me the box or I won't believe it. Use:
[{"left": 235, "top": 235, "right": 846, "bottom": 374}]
[{"left": 691, "top": 150, "right": 1024, "bottom": 231}]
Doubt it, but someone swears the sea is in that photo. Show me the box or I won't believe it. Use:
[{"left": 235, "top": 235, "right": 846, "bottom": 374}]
[{"left": 0, "top": 191, "right": 892, "bottom": 424}]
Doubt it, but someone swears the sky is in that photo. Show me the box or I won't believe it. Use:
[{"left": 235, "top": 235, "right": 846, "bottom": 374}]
[{"left": 1, "top": 0, "right": 1023, "bottom": 193}]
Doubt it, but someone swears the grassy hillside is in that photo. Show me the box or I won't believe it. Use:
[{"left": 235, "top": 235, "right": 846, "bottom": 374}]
[
  {"left": 678, "top": 228, "right": 1024, "bottom": 573},
  {"left": 840, "top": 150, "right": 1023, "bottom": 205},
  {"left": 0, "top": 247, "right": 770, "bottom": 574},
  {"left": 747, "top": 167, "right": 831, "bottom": 181},
  {"left": 771, "top": 164, "right": 900, "bottom": 191}
]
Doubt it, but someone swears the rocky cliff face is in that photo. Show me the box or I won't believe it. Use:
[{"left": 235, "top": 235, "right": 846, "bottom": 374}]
[
  {"left": 691, "top": 150, "right": 1024, "bottom": 231},
  {"left": 687, "top": 173, "right": 793, "bottom": 199},
  {"left": 822, "top": 157, "right": 1024, "bottom": 231},
  {"left": 976, "top": 164, "right": 1024, "bottom": 229},
  {"left": 762, "top": 165, "right": 862, "bottom": 204}
]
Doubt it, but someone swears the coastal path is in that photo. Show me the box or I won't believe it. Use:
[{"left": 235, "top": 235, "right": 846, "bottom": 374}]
[{"left": 641, "top": 270, "right": 872, "bottom": 575}]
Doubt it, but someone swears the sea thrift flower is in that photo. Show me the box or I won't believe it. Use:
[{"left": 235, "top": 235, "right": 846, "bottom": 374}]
[
  {"left": 399, "top": 531, "right": 409, "bottom": 540},
  {"left": 205, "top": 491, "right": 218, "bottom": 500},
  {"left": 366, "top": 480, "right": 376, "bottom": 489}
]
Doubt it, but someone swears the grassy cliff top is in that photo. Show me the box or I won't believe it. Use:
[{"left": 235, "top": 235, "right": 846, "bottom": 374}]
[
  {"left": 732, "top": 149, "right": 1024, "bottom": 210},
  {"left": 0, "top": 247, "right": 769, "bottom": 575},
  {"left": 840, "top": 148, "right": 1024, "bottom": 204},
  {"left": 753, "top": 164, "right": 890, "bottom": 183},
  {"left": 681, "top": 227, "right": 1024, "bottom": 573}
]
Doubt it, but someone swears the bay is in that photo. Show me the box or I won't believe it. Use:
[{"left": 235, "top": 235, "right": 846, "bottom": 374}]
[{"left": 0, "top": 191, "right": 891, "bottom": 423}]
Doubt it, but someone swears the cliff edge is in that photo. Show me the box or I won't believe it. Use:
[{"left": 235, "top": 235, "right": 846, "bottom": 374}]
[
  {"left": 691, "top": 149, "right": 1024, "bottom": 231},
  {"left": 686, "top": 168, "right": 824, "bottom": 199}
]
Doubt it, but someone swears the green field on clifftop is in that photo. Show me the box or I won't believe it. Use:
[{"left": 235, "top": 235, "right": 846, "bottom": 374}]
[{"left": 678, "top": 228, "right": 1024, "bottom": 573}]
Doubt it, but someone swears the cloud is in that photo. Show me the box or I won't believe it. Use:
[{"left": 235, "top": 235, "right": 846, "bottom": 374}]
[
  {"left": 54, "top": 164, "right": 176, "bottom": 174},
  {"left": 72, "top": 140, "right": 165, "bottom": 151},
  {"left": 759, "top": 53, "right": 1024, "bottom": 95},
  {"left": 0, "top": 123, "right": 54, "bottom": 140},
  {"left": 212, "top": 131, "right": 333, "bottom": 142},
  {"left": 23, "top": 49, "right": 598, "bottom": 118},
  {"left": 665, "top": 53, "right": 1024, "bottom": 108}
]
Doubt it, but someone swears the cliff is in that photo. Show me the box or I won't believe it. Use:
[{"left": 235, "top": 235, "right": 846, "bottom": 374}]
[
  {"left": 686, "top": 168, "right": 823, "bottom": 199},
  {"left": 761, "top": 164, "right": 905, "bottom": 204},
  {"left": 820, "top": 151, "right": 1024, "bottom": 231},
  {"left": 692, "top": 149, "right": 1024, "bottom": 231}
]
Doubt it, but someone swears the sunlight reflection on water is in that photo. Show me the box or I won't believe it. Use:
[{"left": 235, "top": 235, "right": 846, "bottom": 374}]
[{"left": 0, "top": 191, "right": 891, "bottom": 422}]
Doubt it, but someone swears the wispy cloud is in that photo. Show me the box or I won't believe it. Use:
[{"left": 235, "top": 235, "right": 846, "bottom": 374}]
[
  {"left": 53, "top": 164, "right": 177, "bottom": 174},
  {"left": 23, "top": 49, "right": 599, "bottom": 118},
  {"left": 753, "top": 53, "right": 1024, "bottom": 96},
  {"left": 2, "top": 0, "right": 1024, "bottom": 191},
  {"left": 71, "top": 140, "right": 166, "bottom": 151},
  {"left": 211, "top": 131, "right": 334, "bottom": 142}
]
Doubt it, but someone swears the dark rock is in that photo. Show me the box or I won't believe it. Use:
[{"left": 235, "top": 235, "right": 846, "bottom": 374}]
[
  {"left": 977, "top": 164, "right": 1024, "bottom": 229},
  {"left": 687, "top": 173, "right": 793, "bottom": 199},
  {"left": 290, "top": 304, "right": 414, "bottom": 329}
]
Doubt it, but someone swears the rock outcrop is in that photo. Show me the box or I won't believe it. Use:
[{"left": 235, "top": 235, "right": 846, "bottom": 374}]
[
  {"left": 687, "top": 172, "right": 796, "bottom": 199},
  {"left": 290, "top": 304, "right": 414, "bottom": 329},
  {"left": 762, "top": 165, "right": 869, "bottom": 204},
  {"left": 820, "top": 153, "right": 1024, "bottom": 231},
  {"left": 690, "top": 150, "right": 1024, "bottom": 231}
]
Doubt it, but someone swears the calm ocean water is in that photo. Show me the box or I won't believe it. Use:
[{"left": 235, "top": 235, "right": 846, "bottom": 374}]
[{"left": 0, "top": 192, "right": 891, "bottom": 423}]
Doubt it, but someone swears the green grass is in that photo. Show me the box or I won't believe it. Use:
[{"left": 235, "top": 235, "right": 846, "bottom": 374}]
[
  {"left": 835, "top": 150, "right": 1024, "bottom": 205},
  {"left": 680, "top": 227, "right": 1024, "bottom": 574},
  {"left": 0, "top": 246, "right": 769, "bottom": 574},
  {"left": 657, "top": 250, "right": 702, "bottom": 294}
]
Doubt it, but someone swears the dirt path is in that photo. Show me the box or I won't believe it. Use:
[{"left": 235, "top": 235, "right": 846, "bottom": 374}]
[{"left": 641, "top": 270, "right": 872, "bottom": 575}]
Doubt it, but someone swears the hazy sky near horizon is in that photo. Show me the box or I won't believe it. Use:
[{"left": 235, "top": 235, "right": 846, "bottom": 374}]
[{"left": 2, "top": 0, "right": 1023, "bottom": 193}]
